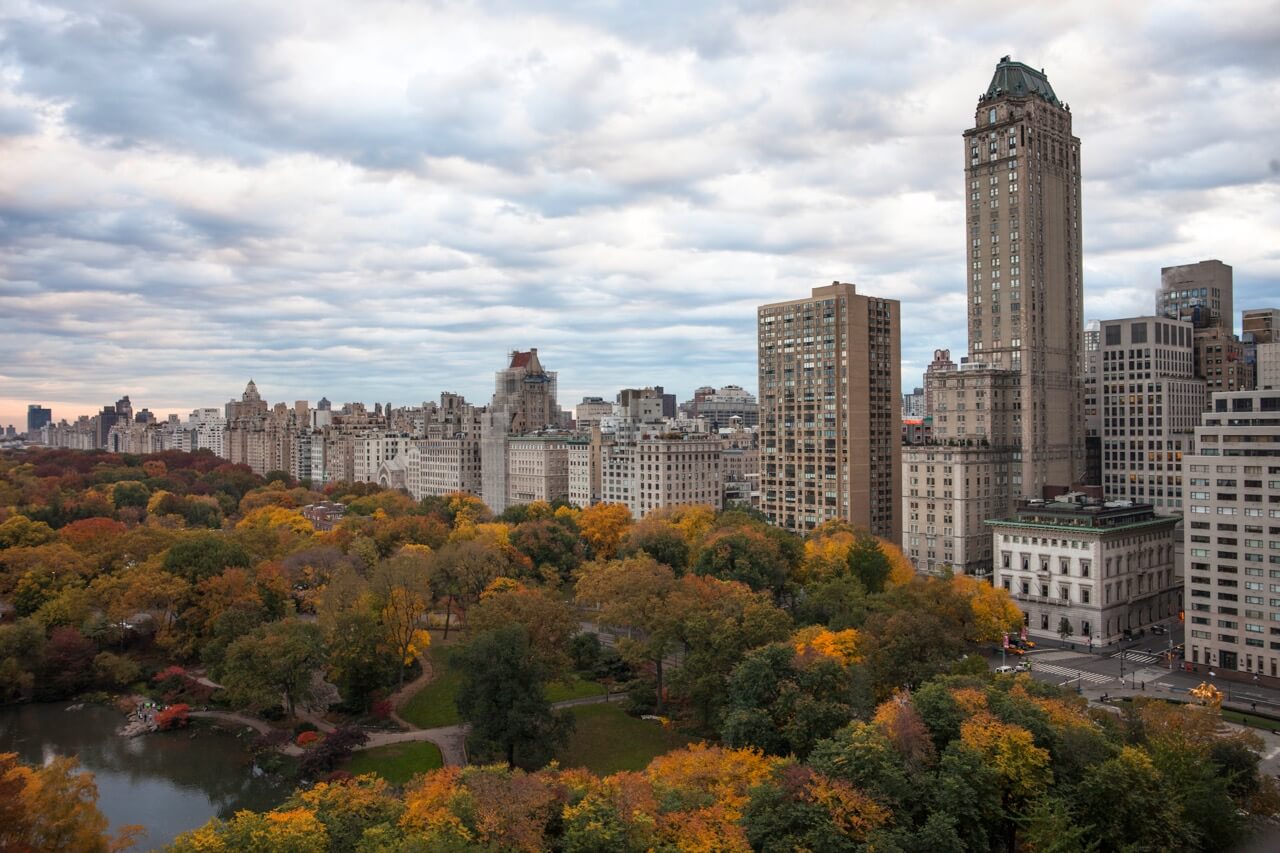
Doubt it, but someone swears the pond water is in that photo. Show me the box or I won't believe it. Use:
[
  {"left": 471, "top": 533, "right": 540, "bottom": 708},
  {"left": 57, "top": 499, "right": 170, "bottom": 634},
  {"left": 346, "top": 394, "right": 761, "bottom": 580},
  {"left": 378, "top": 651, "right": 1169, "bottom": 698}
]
[{"left": 0, "top": 703, "right": 292, "bottom": 850}]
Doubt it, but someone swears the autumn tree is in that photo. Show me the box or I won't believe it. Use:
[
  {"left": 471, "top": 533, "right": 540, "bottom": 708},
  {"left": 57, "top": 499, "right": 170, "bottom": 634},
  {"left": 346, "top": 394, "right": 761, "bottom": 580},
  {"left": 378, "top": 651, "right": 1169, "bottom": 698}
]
[
  {"left": 429, "top": 538, "right": 507, "bottom": 638},
  {"left": 468, "top": 582, "right": 576, "bottom": 680},
  {"left": 577, "top": 502, "right": 632, "bottom": 559},
  {"left": 575, "top": 555, "right": 680, "bottom": 713},
  {"left": 668, "top": 575, "right": 793, "bottom": 731},
  {"left": 0, "top": 752, "right": 140, "bottom": 852},
  {"left": 370, "top": 552, "right": 432, "bottom": 685},
  {"left": 454, "top": 625, "right": 573, "bottom": 769}
]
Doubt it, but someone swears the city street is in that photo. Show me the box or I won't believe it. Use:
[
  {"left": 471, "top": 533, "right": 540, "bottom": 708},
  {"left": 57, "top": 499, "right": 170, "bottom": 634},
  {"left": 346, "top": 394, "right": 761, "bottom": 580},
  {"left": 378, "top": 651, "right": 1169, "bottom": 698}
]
[{"left": 990, "top": 625, "right": 1280, "bottom": 714}]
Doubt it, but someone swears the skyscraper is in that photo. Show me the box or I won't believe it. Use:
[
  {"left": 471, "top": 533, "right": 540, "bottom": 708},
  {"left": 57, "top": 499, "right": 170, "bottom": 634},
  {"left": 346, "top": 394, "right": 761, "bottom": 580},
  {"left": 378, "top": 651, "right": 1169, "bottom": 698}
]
[
  {"left": 965, "top": 56, "right": 1085, "bottom": 495},
  {"left": 26, "top": 404, "right": 51, "bottom": 437},
  {"left": 904, "top": 57, "right": 1086, "bottom": 577},
  {"left": 757, "top": 282, "right": 901, "bottom": 539}
]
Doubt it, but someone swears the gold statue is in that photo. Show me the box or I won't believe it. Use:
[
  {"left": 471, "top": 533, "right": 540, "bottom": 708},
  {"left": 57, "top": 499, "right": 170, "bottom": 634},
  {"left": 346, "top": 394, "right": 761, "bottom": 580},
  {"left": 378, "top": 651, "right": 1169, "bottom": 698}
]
[{"left": 1189, "top": 681, "right": 1223, "bottom": 710}]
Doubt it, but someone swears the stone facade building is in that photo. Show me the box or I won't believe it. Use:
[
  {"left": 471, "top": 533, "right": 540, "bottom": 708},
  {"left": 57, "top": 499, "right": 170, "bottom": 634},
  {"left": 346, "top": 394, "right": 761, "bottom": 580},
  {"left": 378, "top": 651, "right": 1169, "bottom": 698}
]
[{"left": 989, "top": 495, "right": 1180, "bottom": 645}]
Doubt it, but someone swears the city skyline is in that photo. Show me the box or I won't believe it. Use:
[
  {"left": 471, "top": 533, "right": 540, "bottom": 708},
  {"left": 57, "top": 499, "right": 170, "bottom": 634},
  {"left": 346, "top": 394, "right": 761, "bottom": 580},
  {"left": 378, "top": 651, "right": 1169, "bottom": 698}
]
[{"left": 4, "top": 2, "right": 1280, "bottom": 426}]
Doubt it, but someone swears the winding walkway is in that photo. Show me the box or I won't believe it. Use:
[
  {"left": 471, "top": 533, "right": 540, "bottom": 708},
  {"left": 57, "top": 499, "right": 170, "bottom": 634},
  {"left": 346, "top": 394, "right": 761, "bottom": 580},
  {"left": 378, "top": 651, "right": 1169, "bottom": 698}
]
[{"left": 189, "top": 710, "right": 305, "bottom": 757}]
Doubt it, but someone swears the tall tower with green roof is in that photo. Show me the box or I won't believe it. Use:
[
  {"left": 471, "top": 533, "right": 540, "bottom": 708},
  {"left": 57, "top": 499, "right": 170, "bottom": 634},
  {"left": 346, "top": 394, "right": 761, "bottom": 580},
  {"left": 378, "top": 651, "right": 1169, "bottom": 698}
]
[{"left": 963, "top": 56, "right": 1085, "bottom": 497}]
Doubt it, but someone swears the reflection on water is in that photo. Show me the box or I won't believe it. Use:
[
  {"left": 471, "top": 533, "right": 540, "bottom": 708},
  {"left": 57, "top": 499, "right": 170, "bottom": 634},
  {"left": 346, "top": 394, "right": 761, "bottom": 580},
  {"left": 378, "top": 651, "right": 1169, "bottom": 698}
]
[{"left": 0, "top": 703, "right": 290, "bottom": 850}]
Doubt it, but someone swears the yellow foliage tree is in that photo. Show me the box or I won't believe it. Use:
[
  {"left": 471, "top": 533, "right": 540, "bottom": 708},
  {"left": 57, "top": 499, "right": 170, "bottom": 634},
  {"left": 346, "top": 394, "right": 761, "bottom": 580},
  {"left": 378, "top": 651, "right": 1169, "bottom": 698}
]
[
  {"left": 799, "top": 530, "right": 856, "bottom": 584},
  {"left": 400, "top": 766, "right": 473, "bottom": 843},
  {"left": 879, "top": 538, "right": 917, "bottom": 588},
  {"left": 578, "top": 503, "right": 633, "bottom": 559},
  {"left": 959, "top": 712, "right": 1052, "bottom": 802},
  {"left": 952, "top": 573, "right": 1023, "bottom": 643},
  {"left": 792, "top": 625, "right": 862, "bottom": 666},
  {"left": 236, "top": 506, "right": 313, "bottom": 536}
]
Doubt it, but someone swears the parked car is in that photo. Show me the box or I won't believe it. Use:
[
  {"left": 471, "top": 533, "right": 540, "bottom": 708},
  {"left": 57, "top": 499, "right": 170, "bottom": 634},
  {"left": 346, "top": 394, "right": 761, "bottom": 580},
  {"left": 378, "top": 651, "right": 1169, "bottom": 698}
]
[
  {"left": 994, "top": 665, "right": 1016, "bottom": 674},
  {"left": 1151, "top": 625, "right": 1168, "bottom": 635}
]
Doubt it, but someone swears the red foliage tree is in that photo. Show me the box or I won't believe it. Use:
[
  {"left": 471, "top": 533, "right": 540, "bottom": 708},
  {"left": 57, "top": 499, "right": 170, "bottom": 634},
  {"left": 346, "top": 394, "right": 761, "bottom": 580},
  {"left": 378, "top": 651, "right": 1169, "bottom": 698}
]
[{"left": 155, "top": 704, "right": 190, "bottom": 730}]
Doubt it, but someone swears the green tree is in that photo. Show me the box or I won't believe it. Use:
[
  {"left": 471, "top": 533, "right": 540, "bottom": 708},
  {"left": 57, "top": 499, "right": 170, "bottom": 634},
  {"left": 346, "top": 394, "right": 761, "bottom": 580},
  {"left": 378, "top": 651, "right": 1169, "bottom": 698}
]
[
  {"left": 467, "top": 585, "right": 576, "bottom": 681},
  {"left": 668, "top": 575, "right": 793, "bottom": 731},
  {"left": 0, "top": 619, "right": 45, "bottom": 702},
  {"left": 1075, "top": 746, "right": 1191, "bottom": 851},
  {"left": 692, "top": 528, "right": 788, "bottom": 595},
  {"left": 454, "top": 625, "right": 572, "bottom": 770},
  {"left": 162, "top": 534, "right": 251, "bottom": 584},
  {"left": 0, "top": 515, "right": 56, "bottom": 549},
  {"left": 222, "top": 619, "right": 325, "bottom": 719},
  {"left": 325, "top": 611, "right": 398, "bottom": 711},
  {"left": 509, "top": 518, "right": 582, "bottom": 582},
  {"left": 846, "top": 531, "right": 891, "bottom": 594},
  {"left": 721, "top": 642, "right": 856, "bottom": 759}
]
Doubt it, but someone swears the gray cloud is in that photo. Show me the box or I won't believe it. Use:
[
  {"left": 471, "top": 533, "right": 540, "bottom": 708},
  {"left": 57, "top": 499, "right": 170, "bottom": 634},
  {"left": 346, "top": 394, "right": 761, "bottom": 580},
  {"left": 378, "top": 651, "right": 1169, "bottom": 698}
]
[{"left": 1, "top": 0, "right": 1278, "bottom": 427}]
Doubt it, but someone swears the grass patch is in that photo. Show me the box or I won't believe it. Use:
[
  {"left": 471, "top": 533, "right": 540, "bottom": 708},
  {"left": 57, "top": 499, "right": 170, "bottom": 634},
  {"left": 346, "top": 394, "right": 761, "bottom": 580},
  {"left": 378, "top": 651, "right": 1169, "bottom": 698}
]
[
  {"left": 1222, "top": 708, "right": 1280, "bottom": 731},
  {"left": 398, "top": 643, "right": 463, "bottom": 729},
  {"left": 555, "top": 702, "right": 695, "bottom": 775},
  {"left": 546, "top": 676, "right": 605, "bottom": 703},
  {"left": 344, "top": 741, "right": 443, "bottom": 785},
  {"left": 399, "top": 642, "right": 605, "bottom": 729}
]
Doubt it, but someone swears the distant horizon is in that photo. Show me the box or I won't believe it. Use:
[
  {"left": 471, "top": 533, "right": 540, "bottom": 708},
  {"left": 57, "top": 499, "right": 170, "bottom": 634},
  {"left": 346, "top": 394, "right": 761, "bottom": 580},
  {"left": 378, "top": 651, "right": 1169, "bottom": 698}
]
[{"left": 0, "top": 366, "right": 765, "bottom": 430}]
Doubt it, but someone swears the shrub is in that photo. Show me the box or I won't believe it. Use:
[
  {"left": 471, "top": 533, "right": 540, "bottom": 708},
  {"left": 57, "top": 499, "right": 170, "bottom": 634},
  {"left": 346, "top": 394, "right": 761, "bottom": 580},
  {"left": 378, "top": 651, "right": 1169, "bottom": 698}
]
[
  {"left": 296, "top": 730, "right": 323, "bottom": 747},
  {"left": 155, "top": 703, "right": 190, "bottom": 731}
]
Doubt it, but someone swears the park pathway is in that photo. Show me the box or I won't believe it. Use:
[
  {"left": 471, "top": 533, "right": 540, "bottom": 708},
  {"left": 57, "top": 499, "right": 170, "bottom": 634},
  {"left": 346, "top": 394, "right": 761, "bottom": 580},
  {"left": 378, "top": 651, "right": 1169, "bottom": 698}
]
[
  {"left": 358, "top": 693, "right": 613, "bottom": 767},
  {"left": 188, "top": 710, "right": 305, "bottom": 756}
]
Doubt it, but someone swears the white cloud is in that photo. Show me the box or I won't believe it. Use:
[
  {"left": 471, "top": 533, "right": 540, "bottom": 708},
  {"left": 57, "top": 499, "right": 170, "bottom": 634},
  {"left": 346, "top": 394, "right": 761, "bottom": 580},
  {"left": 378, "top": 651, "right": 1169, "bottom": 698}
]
[{"left": 1, "top": 0, "right": 1278, "bottom": 427}]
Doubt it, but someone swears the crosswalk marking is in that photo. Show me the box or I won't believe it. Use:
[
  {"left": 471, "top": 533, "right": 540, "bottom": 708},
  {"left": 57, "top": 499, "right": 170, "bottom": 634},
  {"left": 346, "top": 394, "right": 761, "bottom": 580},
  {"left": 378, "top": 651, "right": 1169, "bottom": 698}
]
[
  {"left": 1111, "top": 650, "right": 1159, "bottom": 665},
  {"left": 1031, "top": 662, "right": 1113, "bottom": 684}
]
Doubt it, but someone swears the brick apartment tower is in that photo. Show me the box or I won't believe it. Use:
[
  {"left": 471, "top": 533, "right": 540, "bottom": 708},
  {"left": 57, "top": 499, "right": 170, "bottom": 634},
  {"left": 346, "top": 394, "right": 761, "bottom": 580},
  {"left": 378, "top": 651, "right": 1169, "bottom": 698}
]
[{"left": 757, "top": 282, "right": 901, "bottom": 540}]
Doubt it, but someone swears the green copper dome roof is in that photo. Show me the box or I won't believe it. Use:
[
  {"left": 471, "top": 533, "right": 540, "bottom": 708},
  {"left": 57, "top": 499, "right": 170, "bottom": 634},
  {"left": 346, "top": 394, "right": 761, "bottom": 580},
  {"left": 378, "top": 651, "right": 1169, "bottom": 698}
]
[{"left": 985, "top": 56, "right": 1059, "bottom": 105}]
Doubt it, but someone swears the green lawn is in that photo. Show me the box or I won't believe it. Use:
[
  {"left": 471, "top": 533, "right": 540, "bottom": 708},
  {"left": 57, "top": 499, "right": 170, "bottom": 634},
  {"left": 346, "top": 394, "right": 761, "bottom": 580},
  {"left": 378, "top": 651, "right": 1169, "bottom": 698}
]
[
  {"left": 1222, "top": 708, "right": 1280, "bottom": 731},
  {"left": 344, "top": 741, "right": 443, "bottom": 785},
  {"left": 546, "top": 676, "right": 606, "bottom": 703},
  {"left": 555, "top": 702, "right": 695, "bottom": 775},
  {"left": 398, "top": 643, "right": 464, "bottom": 728},
  {"left": 399, "top": 642, "right": 604, "bottom": 729}
]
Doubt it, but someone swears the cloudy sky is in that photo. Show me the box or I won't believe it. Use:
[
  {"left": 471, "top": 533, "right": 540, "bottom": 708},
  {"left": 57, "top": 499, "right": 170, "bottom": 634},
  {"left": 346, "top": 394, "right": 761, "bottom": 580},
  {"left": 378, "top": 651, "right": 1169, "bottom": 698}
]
[{"left": 2, "top": 0, "right": 1278, "bottom": 427}]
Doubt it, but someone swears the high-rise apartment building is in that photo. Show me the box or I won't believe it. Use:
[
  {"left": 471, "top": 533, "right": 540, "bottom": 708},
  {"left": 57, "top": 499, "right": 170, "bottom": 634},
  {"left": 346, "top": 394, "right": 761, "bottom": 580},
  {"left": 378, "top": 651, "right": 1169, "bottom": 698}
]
[
  {"left": 1158, "top": 260, "right": 1233, "bottom": 333},
  {"left": 1097, "top": 317, "right": 1205, "bottom": 514},
  {"left": 26, "top": 405, "right": 51, "bottom": 437},
  {"left": 757, "top": 281, "right": 901, "bottom": 538},
  {"left": 1184, "top": 389, "right": 1280, "bottom": 686},
  {"left": 1083, "top": 321, "right": 1102, "bottom": 486},
  {"left": 481, "top": 349, "right": 560, "bottom": 513},
  {"left": 904, "top": 57, "right": 1086, "bottom": 577}
]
